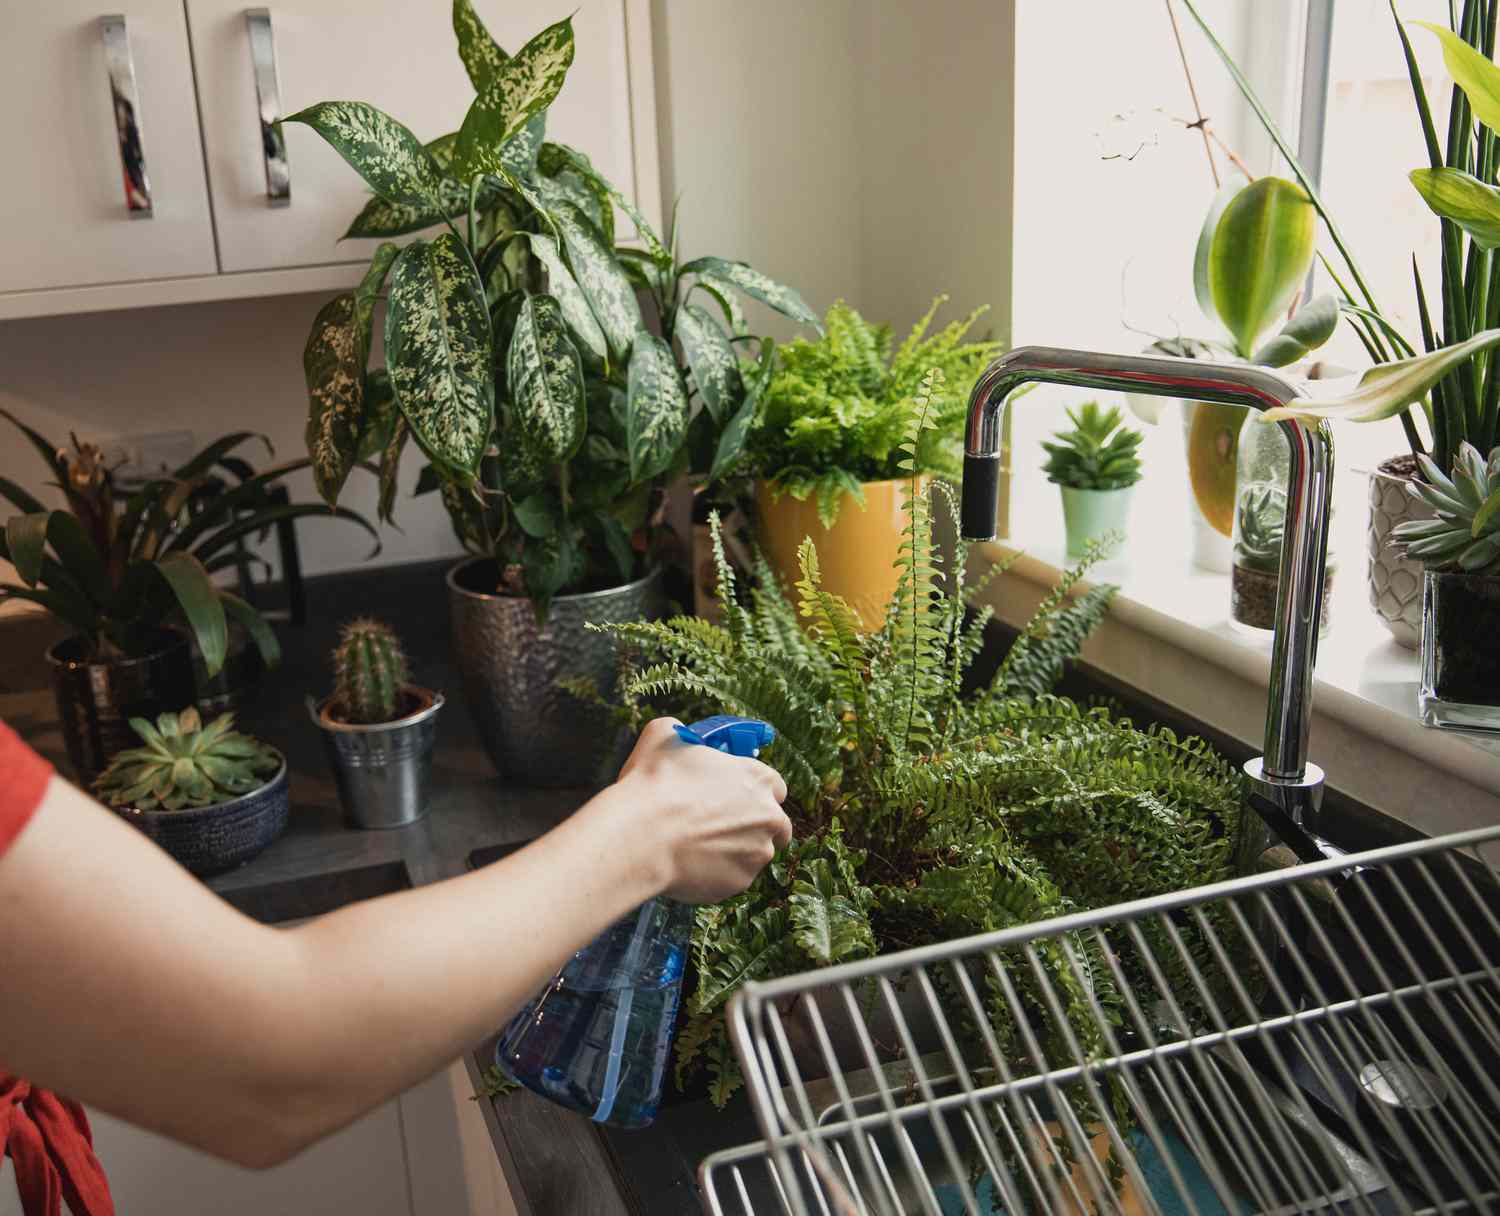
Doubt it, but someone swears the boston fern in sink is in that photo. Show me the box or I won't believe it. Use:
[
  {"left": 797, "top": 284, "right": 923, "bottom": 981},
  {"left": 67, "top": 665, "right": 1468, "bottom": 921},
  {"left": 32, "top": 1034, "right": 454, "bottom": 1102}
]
[
  {"left": 287, "top": 2, "right": 816, "bottom": 609},
  {"left": 586, "top": 373, "right": 1245, "bottom": 1104}
]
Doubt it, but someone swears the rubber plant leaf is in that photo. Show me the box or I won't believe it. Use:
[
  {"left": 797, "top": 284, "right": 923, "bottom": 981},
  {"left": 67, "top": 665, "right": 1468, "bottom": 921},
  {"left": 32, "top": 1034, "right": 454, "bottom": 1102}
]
[
  {"left": 625, "top": 332, "right": 689, "bottom": 482},
  {"left": 507, "top": 294, "right": 586, "bottom": 463},
  {"left": 154, "top": 551, "right": 227, "bottom": 677},
  {"left": 1410, "top": 167, "right": 1500, "bottom": 250},
  {"left": 452, "top": 17, "right": 574, "bottom": 180},
  {"left": 550, "top": 199, "right": 642, "bottom": 361},
  {"left": 679, "top": 256, "right": 822, "bottom": 332},
  {"left": 1263, "top": 328, "right": 1500, "bottom": 423},
  {"left": 676, "top": 303, "right": 743, "bottom": 424},
  {"left": 1207, "top": 177, "right": 1317, "bottom": 358},
  {"left": 283, "top": 102, "right": 445, "bottom": 208},
  {"left": 1413, "top": 21, "right": 1500, "bottom": 131},
  {"left": 303, "top": 293, "right": 366, "bottom": 507},
  {"left": 525, "top": 233, "right": 608, "bottom": 368},
  {"left": 1251, "top": 294, "right": 1340, "bottom": 367},
  {"left": 1193, "top": 181, "right": 1243, "bottom": 328},
  {"left": 385, "top": 234, "right": 494, "bottom": 476}
]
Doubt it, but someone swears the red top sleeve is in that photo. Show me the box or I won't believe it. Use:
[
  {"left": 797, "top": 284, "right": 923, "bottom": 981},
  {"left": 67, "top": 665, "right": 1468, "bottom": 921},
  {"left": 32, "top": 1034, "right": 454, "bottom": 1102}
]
[{"left": 0, "top": 718, "right": 53, "bottom": 857}]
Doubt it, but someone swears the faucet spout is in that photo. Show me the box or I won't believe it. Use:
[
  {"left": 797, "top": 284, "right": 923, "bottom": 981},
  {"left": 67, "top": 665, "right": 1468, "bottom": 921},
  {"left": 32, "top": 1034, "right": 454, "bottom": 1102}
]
[{"left": 961, "top": 346, "right": 1336, "bottom": 861}]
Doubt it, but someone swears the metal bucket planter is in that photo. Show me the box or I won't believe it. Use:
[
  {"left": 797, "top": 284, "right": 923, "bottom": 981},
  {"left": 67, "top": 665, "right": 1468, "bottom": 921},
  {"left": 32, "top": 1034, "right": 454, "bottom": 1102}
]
[
  {"left": 309, "top": 687, "right": 444, "bottom": 829},
  {"left": 1368, "top": 454, "right": 1431, "bottom": 650},
  {"left": 46, "top": 629, "right": 197, "bottom": 781},
  {"left": 446, "top": 560, "right": 666, "bottom": 787},
  {"left": 110, "top": 756, "right": 289, "bottom": 876}
]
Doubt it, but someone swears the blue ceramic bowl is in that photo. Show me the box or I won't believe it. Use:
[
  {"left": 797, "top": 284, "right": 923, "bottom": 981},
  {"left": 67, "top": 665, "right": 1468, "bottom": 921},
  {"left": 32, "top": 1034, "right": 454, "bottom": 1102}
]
[{"left": 109, "top": 755, "right": 289, "bottom": 876}]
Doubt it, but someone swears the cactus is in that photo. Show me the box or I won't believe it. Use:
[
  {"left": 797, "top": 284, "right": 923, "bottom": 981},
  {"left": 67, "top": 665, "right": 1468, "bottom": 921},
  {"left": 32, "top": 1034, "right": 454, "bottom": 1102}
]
[{"left": 332, "top": 618, "right": 409, "bottom": 723}]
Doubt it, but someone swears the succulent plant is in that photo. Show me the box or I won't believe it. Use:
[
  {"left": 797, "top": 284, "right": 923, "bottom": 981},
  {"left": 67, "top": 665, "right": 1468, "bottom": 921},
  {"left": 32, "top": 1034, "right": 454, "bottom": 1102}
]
[
  {"left": 1393, "top": 443, "right": 1500, "bottom": 574},
  {"left": 1234, "top": 485, "right": 1286, "bottom": 574},
  {"left": 332, "top": 618, "right": 410, "bottom": 724},
  {"left": 94, "top": 708, "right": 279, "bottom": 811},
  {"left": 1041, "top": 401, "right": 1144, "bottom": 491}
]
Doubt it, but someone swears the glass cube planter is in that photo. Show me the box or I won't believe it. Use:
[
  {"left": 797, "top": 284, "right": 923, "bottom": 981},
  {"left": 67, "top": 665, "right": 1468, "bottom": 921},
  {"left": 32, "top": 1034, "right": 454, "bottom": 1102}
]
[{"left": 1420, "top": 570, "right": 1500, "bottom": 732}]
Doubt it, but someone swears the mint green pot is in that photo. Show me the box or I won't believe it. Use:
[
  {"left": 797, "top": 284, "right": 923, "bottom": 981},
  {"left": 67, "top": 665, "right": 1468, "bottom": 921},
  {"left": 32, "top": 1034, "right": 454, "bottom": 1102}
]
[{"left": 1059, "top": 485, "right": 1134, "bottom": 557}]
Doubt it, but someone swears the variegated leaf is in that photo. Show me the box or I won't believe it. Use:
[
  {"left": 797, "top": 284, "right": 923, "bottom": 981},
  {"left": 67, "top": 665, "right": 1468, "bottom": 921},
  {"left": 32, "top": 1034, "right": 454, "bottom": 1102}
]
[
  {"left": 440, "top": 478, "right": 489, "bottom": 552},
  {"left": 526, "top": 233, "right": 607, "bottom": 367},
  {"left": 453, "top": 0, "right": 507, "bottom": 89},
  {"left": 680, "top": 256, "right": 821, "bottom": 331},
  {"left": 675, "top": 304, "right": 742, "bottom": 423},
  {"left": 625, "top": 332, "right": 689, "bottom": 482},
  {"left": 535, "top": 171, "right": 610, "bottom": 244},
  {"left": 552, "top": 200, "right": 641, "bottom": 360},
  {"left": 507, "top": 294, "right": 585, "bottom": 463},
  {"left": 357, "top": 368, "right": 398, "bottom": 460},
  {"left": 355, "top": 242, "right": 400, "bottom": 333},
  {"left": 497, "top": 407, "right": 548, "bottom": 498},
  {"left": 385, "top": 234, "right": 494, "bottom": 475},
  {"left": 710, "top": 338, "right": 774, "bottom": 481},
  {"left": 303, "top": 293, "right": 365, "bottom": 506},
  {"left": 694, "top": 279, "right": 748, "bottom": 337},
  {"left": 452, "top": 18, "right": 574, "bottom": 180},
  {"left": 545, "top": 142, "right": 669, "bottom": 268},
  {"left": 285, "top": 101, "right": 444, "bottom": 207},
  {"left": 378, "top": 414, "right": 408, "bottom": 523}
]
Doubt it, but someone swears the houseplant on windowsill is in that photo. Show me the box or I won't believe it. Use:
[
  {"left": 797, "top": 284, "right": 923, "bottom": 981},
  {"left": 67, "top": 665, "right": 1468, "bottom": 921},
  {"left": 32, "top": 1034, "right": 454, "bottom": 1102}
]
[
  {"left": 287, "top": 3, "right": 814, "bottom": 786},
  {"left": 1040, "top": 399, "right": 1143, "bottom": 557},
  {"left": 0, "top": 415, "right": 375, "bottom": 778},
  {"left": 308, "top": 618, "right": 444, "bottom": 829},
  {"left": 746, "top": 297, "right": 1002, "bottom": 627},
  {"left": 94, "top": 708, "right": 288, "bottom": 875}
]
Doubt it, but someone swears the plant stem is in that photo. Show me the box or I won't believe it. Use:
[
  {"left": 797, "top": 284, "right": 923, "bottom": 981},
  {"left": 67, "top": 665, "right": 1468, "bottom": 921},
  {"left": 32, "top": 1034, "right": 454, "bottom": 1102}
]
[
  {"left": 1164, "top": 0, "right": 1219, "bottom": 187},
  {"left": 467, "top": 177, "right": 481, "bottom": 254}
]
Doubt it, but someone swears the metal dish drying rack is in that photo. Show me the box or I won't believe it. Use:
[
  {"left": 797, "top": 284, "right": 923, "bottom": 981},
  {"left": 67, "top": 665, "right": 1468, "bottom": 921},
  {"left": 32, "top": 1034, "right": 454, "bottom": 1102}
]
[{"left": 699, "top": 824, "right": 1500, "bottom": 1216}]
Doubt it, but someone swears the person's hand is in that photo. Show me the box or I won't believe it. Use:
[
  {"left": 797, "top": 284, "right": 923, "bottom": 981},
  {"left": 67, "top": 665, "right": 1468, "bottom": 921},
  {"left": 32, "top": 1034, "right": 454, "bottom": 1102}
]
[{"left": 614, "top": 717, "right": 791, "bottom": 904}]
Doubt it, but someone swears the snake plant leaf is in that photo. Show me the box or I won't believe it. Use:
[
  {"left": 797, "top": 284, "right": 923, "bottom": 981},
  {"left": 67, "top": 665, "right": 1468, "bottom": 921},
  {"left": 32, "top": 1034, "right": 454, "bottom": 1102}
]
[
  {"left": 552, "top": 199, "right": 642, "bottom": 360},
  {"left": 283, "top": 101, "right": 444, "bottom": 208},
  {"left": 676, "top": 303, "right": 743, "bottom": 424},
  {"left": 1207, "top": 177, "right": 1317, "bottom": 358},
  {"left": 1193, "top": 181, "right": 1243, "bottom": 327},
  {"left": 1264, "top": 327, "right": 1500, "bottom": 423},
  {"left": 5, "top": 513, "right": 47, "bottom": 586},
  {"left": 544, "top": 143, "right": 670, "bottom": 269},
  {"left": 377, "top": 414, "right": 408, "bottom": 525},
  {"left": 625, "top": 332, "right": 689, "bottom": 482},
  {"left": 453, "top": 0, "right": 507, "bottom": 89},
  {"left": 1251, "top": 294, "right": 1340, "bottom": 367},
  {"left": 508, "top": 294, "right": 586, "bottom": 463},
  {"left": 1413, "top": 21, "right": 1500, "bottom": 131},
  {"left": 679, "top": 257, "right": 822, "bottom": 331},
  {"left": 1410, "top": 167, "right": 1500, "bottom": 250},
  {"left": 452, "top": 17, "right": 574, "bottom": 180},
  {"left": 303, "top": 293, "right": 366, "bottom": 507},
  {"left": 154, "top": 551, "right": 227, "bottom": 677},
  {"left": 525, "top": 233, "right": 608, "bottom": 367},
  {"left": 385, "top": 234, "right": 494, "bottom": 476}
]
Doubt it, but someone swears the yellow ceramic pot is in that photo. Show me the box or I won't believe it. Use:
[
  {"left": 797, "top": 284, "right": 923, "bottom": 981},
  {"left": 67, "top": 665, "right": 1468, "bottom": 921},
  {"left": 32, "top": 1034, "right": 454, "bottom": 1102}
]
[{"left": 755, "top": 476, "right": 925, "bottom": 630}]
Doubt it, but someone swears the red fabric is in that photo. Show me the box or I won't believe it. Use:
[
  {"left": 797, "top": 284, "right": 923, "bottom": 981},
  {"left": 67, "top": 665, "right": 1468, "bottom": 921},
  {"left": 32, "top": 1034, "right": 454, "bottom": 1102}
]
[
  {"left": 0, "top": 1078, "right": 114, "bottom": 1216},
  {"left": 0, "top": 719, "right": 52, "bottom": 858}
]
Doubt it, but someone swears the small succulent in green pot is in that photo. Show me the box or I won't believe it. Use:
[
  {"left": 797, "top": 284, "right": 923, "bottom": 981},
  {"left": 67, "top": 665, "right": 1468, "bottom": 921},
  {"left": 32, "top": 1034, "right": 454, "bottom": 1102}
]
[
  {"left": 1041, "top": 400, "right": 1143, "bottom": 557},
  {"left": 94, "top": 709, "right": 289, "bottom": 875}
]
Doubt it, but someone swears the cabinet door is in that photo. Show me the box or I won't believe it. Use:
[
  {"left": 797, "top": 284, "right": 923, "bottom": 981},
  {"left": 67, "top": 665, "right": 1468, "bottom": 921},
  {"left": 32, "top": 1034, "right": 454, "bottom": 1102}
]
[
  {"left": 189, "top": 0, "right": 655, "bottom": 274},
  {"left": 0, "top": 1, "right": 218, "bottom": 294}
]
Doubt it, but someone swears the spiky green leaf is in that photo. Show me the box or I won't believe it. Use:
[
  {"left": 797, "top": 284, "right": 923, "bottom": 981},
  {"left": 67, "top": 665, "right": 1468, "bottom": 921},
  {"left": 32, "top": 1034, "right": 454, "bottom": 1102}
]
[
  {"left": 154, "top": 552, "right": 227, "bottom": 677},
  {"left": 625, "top": 333, "right": 689, "bottom": 482},
  {"left": 508, "top": 294, "right": 586, "bottom": 463}
]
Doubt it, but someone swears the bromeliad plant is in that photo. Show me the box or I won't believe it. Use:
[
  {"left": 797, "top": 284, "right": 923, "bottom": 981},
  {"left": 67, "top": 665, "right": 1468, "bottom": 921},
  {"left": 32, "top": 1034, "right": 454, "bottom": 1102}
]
[
  {"left": 288, "top": 2, "right": 816, "bottom": 610},
  {"left": 748, "top": 298, "right": 1003, "bottom": 526},
  {"left": 94, "top": 708, "right": 281, "bottom": 811},
  {"left": 589, "top": 373, "right": 1244, "bottom": 1105},
  {"left": 1041, "top": 401, "right": 1144, "bottom": 490},
  {"left": 0, "top": 414, "right": 375, "bottom": 674}
]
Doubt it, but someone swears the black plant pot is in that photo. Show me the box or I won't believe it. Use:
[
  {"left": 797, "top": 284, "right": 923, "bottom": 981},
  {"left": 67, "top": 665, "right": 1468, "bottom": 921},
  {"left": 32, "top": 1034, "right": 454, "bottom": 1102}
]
[
  {"left": 46, "top": 631, "right": 197, "bottom": 781},
  {"left": 107, "top": 757, "right": 289, "bottom": 876},
  {"left": 1420, "top": 570, "right": 1500, "bottom": 732},
  {"left": 193, "top": 622, "right": 267, "bottom": 717}
]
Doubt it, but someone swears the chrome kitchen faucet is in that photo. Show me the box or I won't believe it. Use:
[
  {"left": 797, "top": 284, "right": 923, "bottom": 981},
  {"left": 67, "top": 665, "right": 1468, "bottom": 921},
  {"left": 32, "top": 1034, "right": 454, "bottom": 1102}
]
[{"left": 959, "top": 346, "right": 1337, "bottom": 870}]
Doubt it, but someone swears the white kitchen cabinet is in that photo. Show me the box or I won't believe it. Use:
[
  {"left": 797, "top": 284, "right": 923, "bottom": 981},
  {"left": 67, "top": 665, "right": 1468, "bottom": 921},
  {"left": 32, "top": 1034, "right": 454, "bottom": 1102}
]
[
  {"left": 0, "top": 0, "right": 660, "bottom": 319},
  {"left": 0, "top": 1, "right": 219, "bottom": 296}
]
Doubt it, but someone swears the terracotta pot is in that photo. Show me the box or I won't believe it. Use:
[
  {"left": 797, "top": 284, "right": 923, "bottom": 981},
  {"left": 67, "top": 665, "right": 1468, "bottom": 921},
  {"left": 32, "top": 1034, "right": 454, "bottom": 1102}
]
[
  {"left": 755, "top": 477, "right": 926, "bottom": 630},
  {"left": 1368, "top": 454, "right": 1430, "bottom": 650}
]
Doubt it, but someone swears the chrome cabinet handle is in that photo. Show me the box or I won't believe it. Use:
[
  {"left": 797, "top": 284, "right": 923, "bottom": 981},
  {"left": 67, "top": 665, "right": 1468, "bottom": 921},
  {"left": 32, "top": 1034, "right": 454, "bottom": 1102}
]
[
  {"left": 99, "top": 15, "right": 153, "bottom": 218},
  {"left": 245, "top": 8, "right": 290, "bottom": 207}
]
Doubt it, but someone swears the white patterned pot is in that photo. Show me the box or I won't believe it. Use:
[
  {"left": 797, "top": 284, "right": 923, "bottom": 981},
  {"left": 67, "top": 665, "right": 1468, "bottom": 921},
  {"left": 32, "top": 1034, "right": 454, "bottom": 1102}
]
[{"left": 1367, "top": 455, "right": 1431, "bottom": 650}]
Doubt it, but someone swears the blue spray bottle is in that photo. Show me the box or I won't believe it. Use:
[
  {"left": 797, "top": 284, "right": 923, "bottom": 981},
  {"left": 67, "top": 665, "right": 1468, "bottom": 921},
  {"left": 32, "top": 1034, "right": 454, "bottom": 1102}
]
[{"left": 495, "top": 715, "right": 776, "bottom": 1128}]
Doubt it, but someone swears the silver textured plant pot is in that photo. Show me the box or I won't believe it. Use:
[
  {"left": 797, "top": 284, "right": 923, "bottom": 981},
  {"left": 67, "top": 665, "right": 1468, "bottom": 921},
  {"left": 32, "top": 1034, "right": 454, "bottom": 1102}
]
[
  {"left": 1367, "top": 455, "right": 1431, "bottom": 649},
  {"left": 446, "top": 560, "right": 665, "bottom": 786},
  {"left": 309, "top": 687, "right": 444, "bottom": 829}
]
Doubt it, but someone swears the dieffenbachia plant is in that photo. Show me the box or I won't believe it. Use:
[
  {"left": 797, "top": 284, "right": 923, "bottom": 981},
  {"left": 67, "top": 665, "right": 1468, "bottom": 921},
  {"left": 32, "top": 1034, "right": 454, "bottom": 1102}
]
[{"left": 287, "top": 2, "right": 818, "bottom": 609}]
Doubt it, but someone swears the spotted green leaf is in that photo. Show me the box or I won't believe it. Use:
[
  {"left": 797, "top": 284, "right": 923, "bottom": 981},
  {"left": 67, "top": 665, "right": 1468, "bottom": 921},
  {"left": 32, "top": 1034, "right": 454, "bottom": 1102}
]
[
  {"left": 525, "top": 233, "right": 607, "bottom": 368},
  {"left": 377, "top": 414, "right": 408, "bottom": 524},
  {"left": 544, "top": 143, "right": 668, "bottom": 268},
  {"left": 284, "top": 101, "right": 444, "bottom": 207},
  {"left": 625, "top": 333, "right": 689, "bottom": 482},
  {"left": 453, "top": 0, "right": 507, "bottom": 89},
  {"left": 535, "top": 170, "right": 610, "bottom": 244},
  {"left": 357, "top": 369, "right": 399, "bottom": 461},
  {"left": 710, "top": 338, "right": 774, "bottom": 482},
  {"left": 694, "top": 279, "right": 748, "bottom": 337},
  {"left": 508, "top": 294, "right": 585, "bottom": 463},
  {"left": 385, "top": 234, "right": 494, "bottom": 476},
  {"left": 355, "top": 242, "right": 399, "bottom": 333},
  {"left": 497, "top": 407, "right": 548, "bottom": 498},
  {"left": 552, "top": 200, "right": 641, "bottom": 360},
  {"left": 676, "top": 304, "right": 742, "bottom": 423},
  {"left": 452, "top": 18, "right": 574, "bottom": 180},
  {"left": 303, "top": 293, "right": 366, "bottom": 507},
  {"left": 679, "top": 257, "right": 820, "bottom": 331}
]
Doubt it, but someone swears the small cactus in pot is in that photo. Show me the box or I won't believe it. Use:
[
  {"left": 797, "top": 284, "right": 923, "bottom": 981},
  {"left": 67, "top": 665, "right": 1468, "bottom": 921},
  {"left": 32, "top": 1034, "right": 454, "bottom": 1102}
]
[{"left": 311, "top": 618, "right": 443, "bottom": 829}]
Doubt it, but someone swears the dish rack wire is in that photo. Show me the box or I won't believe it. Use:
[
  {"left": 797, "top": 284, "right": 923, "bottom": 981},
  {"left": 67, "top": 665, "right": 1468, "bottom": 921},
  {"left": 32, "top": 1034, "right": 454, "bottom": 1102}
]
[{"left": 700, "top": 824, "right": 1500, "bottom": 1216}]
